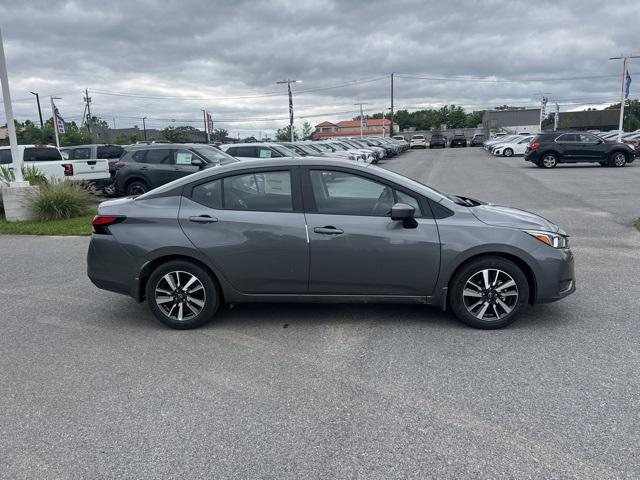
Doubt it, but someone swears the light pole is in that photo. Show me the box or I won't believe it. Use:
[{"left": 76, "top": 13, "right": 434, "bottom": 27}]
[
  {"left": 609, "top": 54, "right": 639, "bottom": 143},
  {"left": 354, "top": 102, "right": 368, "bottom": 138},
  {"left": 50, "top": 96, "right": 62, "bottom": 148},
  {"left": 30, "top": 91, "right": 44, "bottom": 129},
  {"left": 142, "top": 117, "right": 147, "bottom": 140},
  {"left": 276, "top": 79, "right": 302, "bottom": 142}
]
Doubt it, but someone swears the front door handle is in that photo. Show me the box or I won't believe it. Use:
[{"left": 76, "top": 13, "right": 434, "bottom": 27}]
[
  {"left": 189, "top": 215, "right": 218, "bottom": 224},
  {"left": 314, "top": 226, "right": 344, "bottom": 235}
]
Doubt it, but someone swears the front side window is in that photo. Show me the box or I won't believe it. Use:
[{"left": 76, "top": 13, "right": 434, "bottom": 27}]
[
  {"left": 309, "top": 170, "right": 422, "bottom": 217},
  {"left": 579, "top": 133, "right": 600, "bottom": 144},
  {"left": 223, "top": 171, "right": 292, "bottom": 211},
  {"left": 174, "top": 149, "right": 197, "bottom": 165},
  {"left": 233, "top": 146, "right": 257, "bottom": 157},
  {"left": 258, "top": 148, "right": 277, "bottom": 158}
]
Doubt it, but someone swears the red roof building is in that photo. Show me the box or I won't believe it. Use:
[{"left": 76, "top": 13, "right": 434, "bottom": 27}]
[{"left": 312, "top": 118, "right": 399, "bottom": 139}]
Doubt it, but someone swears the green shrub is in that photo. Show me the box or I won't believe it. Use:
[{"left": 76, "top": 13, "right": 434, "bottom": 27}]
[
  {"left": 29, "top": 182, "right": 92, "bottom": 221},
  {"left": 0, "top": 165, "right": 48, "bottom": 186}
]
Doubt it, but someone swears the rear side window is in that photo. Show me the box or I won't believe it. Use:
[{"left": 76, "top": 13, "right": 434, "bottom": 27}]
[
  {"left": 0, "top": 150, "right": 13, "bottom": 164},
  {"left": 233, "top": 147, "right": 257, "bottom": 157},
  {"left": 23, "top": 148, "right": 63, "bottom": 162},
  {"left": 70, "top": 147, "right": 91, "bottom": 160},
  {"left": 131, "top": 150, "right": 146, "bottom": 163},
  {"left": 144, "top": 149, "right": 172, "bottom": 164},
  {"left": 192, "top": 179, "right": 222, "bottom": 209},
  {"left": 223, "top": 171, "right": 292, "bottom": 211},
  {"left": 556, "top": 134, "right": 579, "bottom": 142},
  {"left": 97, "top": 146, "right": 124, "bottom": 159}
]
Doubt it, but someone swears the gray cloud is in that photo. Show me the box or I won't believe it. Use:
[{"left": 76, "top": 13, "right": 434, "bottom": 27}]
[{"left": 1, "top": 0, "right": 639, "bottom": 136}]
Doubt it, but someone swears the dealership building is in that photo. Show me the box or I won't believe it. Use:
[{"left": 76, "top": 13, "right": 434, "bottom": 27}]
[{"left": 313, "top": 118, "right": 398, "bottom": 139}]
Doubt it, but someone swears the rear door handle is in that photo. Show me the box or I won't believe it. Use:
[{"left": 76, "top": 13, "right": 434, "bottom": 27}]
[
  {"left": 314, "top": 226, "right": 343, "bottom": 235},
  {"left": 189, "top": 215, "right": 218, "bottom": 224}
]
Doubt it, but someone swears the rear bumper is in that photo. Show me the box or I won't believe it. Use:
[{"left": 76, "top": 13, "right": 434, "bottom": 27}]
[{"left": 87, "top": 234, "right": 143, "bottom": 300}]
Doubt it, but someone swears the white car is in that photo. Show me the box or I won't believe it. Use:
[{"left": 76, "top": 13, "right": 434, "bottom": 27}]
[
  {"left": 0, "top": 144, "right": 110, "bottom": 184},
  {"left": 492, "top": 136, "right": 535, "bottom": 157},
  {"left": 410, "top": 134, "right": 427, "bottom": 149},
  {"left": 219, "top": 143, "right": 297, "bottom": 161}
]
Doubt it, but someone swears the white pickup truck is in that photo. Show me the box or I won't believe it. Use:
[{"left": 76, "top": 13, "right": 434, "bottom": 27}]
[{"left": 0, "top": 145, "right": 110, "bottom": 185}]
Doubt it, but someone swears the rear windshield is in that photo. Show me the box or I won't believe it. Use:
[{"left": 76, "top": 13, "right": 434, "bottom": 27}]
[
  {"left": 412, "top": 135, "right": 425, "bottom": 139},
  {"left": 24, "top": 147, "right": 63, "bottom": 162},
  {"left": 193, "top": 146, "right": 238, "bottom": 165}
]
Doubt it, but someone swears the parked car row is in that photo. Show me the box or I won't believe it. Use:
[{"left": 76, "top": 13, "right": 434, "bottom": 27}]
[
  {"left": 480, "top": 131, "right": 636, "bottom": 168},
  {"left": 407, "top": 133, "right": 486, "bottom": 149}
]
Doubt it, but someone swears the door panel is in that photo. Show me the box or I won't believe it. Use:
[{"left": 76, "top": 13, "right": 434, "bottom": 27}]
[{"left": 305, "top": 213, "right": 440, "bottom": 295}]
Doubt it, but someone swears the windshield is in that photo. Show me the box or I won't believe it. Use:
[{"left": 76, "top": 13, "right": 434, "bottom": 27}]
[
  {"left": 301, "top": 144, "right": 323, "bottom": 154},
  {"left": 272, "top": 145, "right": 298, "bottom": 157},
  {"left": 314, "top": 143, "right": 334, "bottom": 152},
  {"left": 367, "top": 164, "right": 452, "bottom": 201},
  {"left": 193, "top": 146, "right": 238, "bottom": 165}
]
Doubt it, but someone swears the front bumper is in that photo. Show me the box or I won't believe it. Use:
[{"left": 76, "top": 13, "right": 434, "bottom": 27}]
[{"left": 530, "top": 245, "right": 576, "bottom": 304}]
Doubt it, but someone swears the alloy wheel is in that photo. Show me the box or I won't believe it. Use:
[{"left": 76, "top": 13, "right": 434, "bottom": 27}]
[
  {"left": 128, "top": 184, "right": 148, "bottom": 196},
  {"left": 542, "top": 155, "right": 557, "bottom": 168},
  {"left": 154, "top": 270, "right": 206, "bottom": 322},
  {"left": 462, "top": 269, "right": 519, "bottom": 321},
  {"left": 613, "top": 152, "right": 626, "bottom": 167},
  {"left": 504, "top": 148, "right": 513, "bottom": 157}
]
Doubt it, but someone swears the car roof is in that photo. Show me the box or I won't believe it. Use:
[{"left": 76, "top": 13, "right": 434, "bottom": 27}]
[
  {"left": 61, "top": 144, "right": 122, "bottom": 149},
  {"left": 126, "top": 143, "right": 215, "bottom": 150}
]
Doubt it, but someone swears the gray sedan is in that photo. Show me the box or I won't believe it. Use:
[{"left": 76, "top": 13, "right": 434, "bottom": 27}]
[{"left": 87, "top": 158, "right": 575, "bottom": 329}]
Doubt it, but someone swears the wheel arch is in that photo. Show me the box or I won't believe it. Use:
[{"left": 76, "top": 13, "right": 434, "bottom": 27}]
[
  {"left": 136, "top": 253, "right": 226, "bottom": 303},
  {"left": 445, "top": 251, "right": 538, "bottom": 307}
]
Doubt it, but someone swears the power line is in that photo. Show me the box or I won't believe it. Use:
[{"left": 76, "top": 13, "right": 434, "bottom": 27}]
[{"left": 394, "top": 73, "right": 634, "bottom": 83}]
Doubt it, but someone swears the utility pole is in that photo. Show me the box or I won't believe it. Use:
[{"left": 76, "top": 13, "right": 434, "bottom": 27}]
[
  {"left": 554, "top": 103, "right": 560, "bottom": 131},
  {"left": 84, "top": 88, "right": 92, "bottom": 134},
  {"left": 276, "top": 79, "right": 302, "bottom": 142},
  {"left": 354, "top": 102, "right": 368, "bottom": 138},
  {"left": 112, "top": 117, "right": 116, "bottom": 129},
  {"left": 390, "top": 72, "right": 394, "bottom": 136},
  {"left": 142, "top": 117, "right": 147, "bottom": 140},
  {"left": 533, "top": 92, "right": 552, "bottom": 132},
  {"left": 30, "top": 91, "right": 44, "bottom": 128},
  {"left": 609, "top": 54, "right": 639, "bottom": 143}
]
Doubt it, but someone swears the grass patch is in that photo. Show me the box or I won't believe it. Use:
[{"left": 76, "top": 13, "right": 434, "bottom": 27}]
[
  {"left": 0, "top": 210, "right": 95, "bottom": 236},
  {"left": 635, "top": 218, "right": 640, "bottom": 232}
]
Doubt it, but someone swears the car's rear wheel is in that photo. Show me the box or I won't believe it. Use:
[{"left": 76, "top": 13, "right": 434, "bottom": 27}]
[
  {"left": 541, "top": 153, "right": 558, "bottom": 168},
  {"left": 503, "top": 148, "right": 514, "bottom": 157},
  {"left": 126, "top": 180, "right": 149, "bottom": 196},
  {"left": 449, "top": 256, "right": 529, "bottom": 329},
  {"left": 609, "top": 151, "right": 627, "bottom": 167},
  {"left": 146, "top": 260, "right": 220, "bottom": 329}
]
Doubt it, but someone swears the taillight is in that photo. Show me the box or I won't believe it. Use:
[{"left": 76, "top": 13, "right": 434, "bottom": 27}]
[
  {"left": 62, "top": 163, "right": 74, "bottom": 176},
  {"left": 92, "top": 215, "right": 126, "bottom": 234},
  {"left": 114, "top": 161, "right": 125, "bottom": 169},
  {"left": 530, "top": 142, "right": 540, "bottom": 151}
]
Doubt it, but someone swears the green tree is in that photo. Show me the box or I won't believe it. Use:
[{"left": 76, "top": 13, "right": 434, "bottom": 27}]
[
  {"left": 606, "top": 99, "right": 640, "bottom": 131},
  {"left": 114, "top": 133, "right": 139, "bottom": 145},
  {"left": 276, "top": 125, "right": 299, "bottom": 141},
  {"left": 211, "top": 128, "right": 228, "bottom": 142},
  {"left": 302, "top": 121, "right": 313, "bottom": 140},
  {"left": 162, "top": 126, "right": 190, "bottom": 143}
]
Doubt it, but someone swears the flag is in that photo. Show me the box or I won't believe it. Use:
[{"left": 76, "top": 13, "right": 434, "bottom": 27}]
[
  {"left": 206, "top": 112, "right": 213, "bottom": 134},
  {"left": 288, "top": 82, "right": 294, "bottom": 126},
  {"left": 53, "top": 101, "right": 65, "bottom": 134},
  {"left": 625, "top": 71, "right": 632, "bottom": 99}
]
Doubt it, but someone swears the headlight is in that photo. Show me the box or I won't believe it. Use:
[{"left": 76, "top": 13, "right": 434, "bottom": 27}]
[{"left": 524, "top": 230, "right": 569, "bottom": 248}]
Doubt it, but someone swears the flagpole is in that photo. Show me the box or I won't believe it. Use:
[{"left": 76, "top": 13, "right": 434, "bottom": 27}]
[
  {"left": 616, "top": 57, "right": 627, "bottom": 143},
  {"left": 50, "top": 97, "right": 60, "bottom": 148}
]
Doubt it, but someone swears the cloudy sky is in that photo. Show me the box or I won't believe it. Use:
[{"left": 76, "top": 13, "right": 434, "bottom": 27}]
[{"left": 1, "top": 0, "right": 639, "bottom": 137}]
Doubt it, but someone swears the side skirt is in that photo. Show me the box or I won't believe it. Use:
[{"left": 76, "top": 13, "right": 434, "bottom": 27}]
[{"left": 223, "top": 292, "right": 432, "bottom": 305}]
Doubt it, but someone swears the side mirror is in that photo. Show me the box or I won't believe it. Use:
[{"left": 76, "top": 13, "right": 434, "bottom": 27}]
[
  {"left": 390, "top": 202, "right": 415, "bottom": 220},
  {"left": 191, "top": 158, "right": 204, "bottom": 167}
]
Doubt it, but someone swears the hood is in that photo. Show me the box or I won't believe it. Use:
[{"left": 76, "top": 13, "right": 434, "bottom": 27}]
[{"left": 470, "top": 203, "right": 559, "bottom": 233}]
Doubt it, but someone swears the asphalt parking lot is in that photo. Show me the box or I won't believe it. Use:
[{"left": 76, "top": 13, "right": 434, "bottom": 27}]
[{"left": 1, "top": 148, "right": 639, "bottom": 479}]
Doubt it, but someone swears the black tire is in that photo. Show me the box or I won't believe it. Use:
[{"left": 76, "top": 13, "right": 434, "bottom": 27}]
[
  {"left": 503, "top": 148, "right": 514, "bottom": 157},
  {"left": 608, "top": 151, "right": 627, "bottom": 167},
  {"left": 146, "top": 260, "right": 220, "bottom": 329},
  {"left": 540, "top": 152, "right": 558, "bottom": 168},
  {"left": 449, "top": 256, "right": 529, "bottom": 329},
  {"left": 126, "top": 179, "right": 149, "bottom": 196},
  {"left": 599, "top": 161, "right": 608, "bottom": 167}
]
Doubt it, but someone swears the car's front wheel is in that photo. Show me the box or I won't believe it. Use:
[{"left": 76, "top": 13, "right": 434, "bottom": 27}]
[
  {"left": 146, "top": 260, "right": 220, "bottom": 329},
  {"left": 609, "top": 151, "right": 627, "bottom": 167},
  {"left": 503, "top": 148, "right": 514, "bottom": 157},
  {"left": 449, "top": 256, "right": 529, "bottom": 329},
  {"left": 126, "top": 180, "right": 149, "bottom": 196}
]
